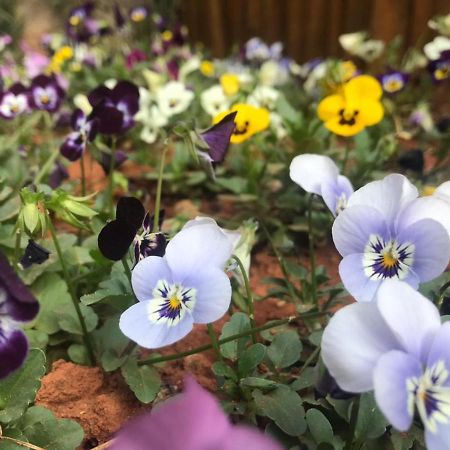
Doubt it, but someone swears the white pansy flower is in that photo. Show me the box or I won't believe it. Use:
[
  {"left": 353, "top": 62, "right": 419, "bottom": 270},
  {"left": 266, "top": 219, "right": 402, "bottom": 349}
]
[
  {"left": 136, "top": 87, "right": 168, "bottom": 144},
  {"left": 424, "top": 36, "right": 450, "bottom": 60},
  {"left": 156, "top": 81, "right": 194, "bottom": 117},
  {"left": 179, "top": 56, "right": 201, "bottom": 82},
  {"left": 259, "top": 60, "right": 288, "bottom": 86},
  {"left": 339, "top": 31, "right": 384, "bottom": 62},
  {"left": 200, "top": 85, "right": 230, "bottom": 116},
  {"left": 247, "top": 86, "right": 280, "bottom": 110}
]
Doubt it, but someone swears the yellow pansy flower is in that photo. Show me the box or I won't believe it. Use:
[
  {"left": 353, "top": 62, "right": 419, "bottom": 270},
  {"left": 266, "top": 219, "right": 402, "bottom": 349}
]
[
  {"left": 340, "top": 60, "right": 358, "bottom": 82},
  {"left": 200, "top": 60, "right": 215, "bottom": 77},
  {"left": 213, "top": 103, "right": 270, "bottom": 144},
  {"left": 317, "top": 75, "right": 384, "bottom": 137},
  {"left": 220, "top": 73, "right": 240, "bottom": 97},
  {"left": 47, "top": 46, "right": 74, "bottom": 74}
]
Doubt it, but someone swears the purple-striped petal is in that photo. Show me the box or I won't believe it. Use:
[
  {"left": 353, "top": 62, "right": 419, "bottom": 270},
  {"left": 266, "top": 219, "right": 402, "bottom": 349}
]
[{"left": 0, "top": 328, "right": 28, "bottom": 378}]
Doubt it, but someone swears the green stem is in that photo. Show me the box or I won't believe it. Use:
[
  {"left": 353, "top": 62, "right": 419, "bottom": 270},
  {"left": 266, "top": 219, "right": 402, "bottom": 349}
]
[
  {"left": 33, "top": 151, "right": 59, "bottom": 185},
  {"left": 307, "top": 195, "right": 318, "bottom": 307},
  {"left": 345, "top": 396, "right": 360, "bottom": 450},
  {"left": 139, "top": 317, "right": 296, "bottom": 366},
  {"left": 121, "top": 256, "right": 132, "bottom": 282},
  {"left": 107, "top": 139, "right": 117, "bottom": 217},
  {"left": 14, "top": 229, "right": 21, "bottom": 267},
  {"left": 80, "top": 152, "right": 86, "bottom": 197},
  {"left": 232, "top": 254, "right": 256, "bottom": 343},
  {"left": 341, "top": 138, "right": 350, "bottom": 175},
  {"left": 297, "top": 346, "right": 320, "bottom": 378},
  {"left": 152, "top": 146, "right": 168, "bottom": 233},
  {"left": 207, "top": 323, "right": 223, "bottom": 361},
  {"left": 48, "top": 220, "right": 95, "bottom": 365}
]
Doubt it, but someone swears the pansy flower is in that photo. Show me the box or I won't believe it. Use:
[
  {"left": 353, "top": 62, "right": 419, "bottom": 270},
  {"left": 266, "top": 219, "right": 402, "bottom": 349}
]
[
  {"left": 129, "top": 6, "right": 148, "bottom": 23},
  {"left": 0, "top": 252, "right": 39, "bottom": 378},
  {"left": 332, "top": 174, "right": 450, "bottom": 302},
  {"left": 49, "top": 161, "right": 69, "bottom": 188},
  {"left": 98, "top": 149, "right": 128, "bottom": 175},
  {"left": 155, "top": 81, "right": 194, "bottom": 118},
  {"left": 428, "top": 51, "right": 450, "bottom": 82},
  {"left": 213, "top": 103, "right": 270, "bottom": 144},
  {"left": 0, "top": 83, "right": 29, "bottom": 119},
  {"left": 200, "top": 85, "right": 230, "bottom": 117},
  {"left": 111, "top": 377, "right": 282, "bottom": 450},
  {"left": 66, "top": 2, "right": 100, "bottom": 42},
  {"left": 379, "top": 71, "right": 409, "bottom": 94},
  {"left": 317, "top": 75, "right": 384, "bottom": 136},
  {"left": 133, "top": 212, "right": 167, "bottom": 263},
  {"left": 60, "top": 108, "right": 98, "bottom": 161},
  {"left": 88, "top": 81, "right": 140, "bottom": 135},
  {"left": 29, "top": 75, "right": 65, "bottom": 113},
  {"left": 322, "top": 280, "right": 450, "bottom": 450},
  {"left": 19, "top": 240, "right": 50, "bottom": 269},
  {"left": 120, "top": 220, "right": 233, "bottom": 348},
  {"left": 290, "top": 154, "right": 354, "bottom": 216}
]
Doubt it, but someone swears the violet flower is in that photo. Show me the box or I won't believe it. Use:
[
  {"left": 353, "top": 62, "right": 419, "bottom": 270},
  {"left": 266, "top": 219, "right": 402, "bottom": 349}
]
[
  {"left": 289, "top": 154, "right": 354, "bottom": 216},
  {"left": 60, "top": 109, "right": 98, "bottom": 161},
  {"left": 110, "top": 377, "right": 282, "bottom": 450},
  {"left": 29, "top": 75, "right": 65, "bottom": 113},
  {"left": 66, "top": 2, "right": 99, "bottom": 42},
  {"left": 322, "top": 280, "right": 450, "bottom": 450},
  {"left": 0, "top": 252, "right": 39, "bottom": 378},
  {"left": 129, "top": 6, "right": 148, "bottom": 23},
  {"left": 429, "top": 51, "right": 450, "bottom": 83},
  {"left": 88, "top": 81, "right": 139, "bottom": 135},
  {"left": 0, "top": 83, "right": 29, "bottom": 119},
  {"left": 120, "top": 220, "right": 233, "bottom": 348},
  {"left": 379, "top": 71, "right": 409, "bottom": 94},
  {"left": 133, "top": 211, "right": 167, "bottom": 263},
  {"left": 332, "top": 174, "right": 450, "bottom": 302}
]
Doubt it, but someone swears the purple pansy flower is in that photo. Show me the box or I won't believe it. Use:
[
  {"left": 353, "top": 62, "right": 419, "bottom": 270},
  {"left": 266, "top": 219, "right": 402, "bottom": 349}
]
[
  {"left": 120, "top": 220, "right": 233, "bottom": 348},
  {"left": 66, "top": 2, "right": 99, "bottom": 42},
  {"left": 125, "top": 49, "right": 146, "bottom": 69},
  {"left": 379, "top": 71, "right": 409, "bottom": 94},
  {"left": 129, "top": 6, "right": 148, "bottom": 23},
  {"left": 0, "top": 252, "right": 39, "bottom": 378},
  {"left": 88, "top": 81, "right": 139, "bottom": 135},
  {"left": 29, "top": 75, "right": 65, "bottom": 113},
  {"left": 133, "top": 211, "right": 167, "bottom": 263},
  {"left": 60, "top": 109, "right": 98, "bottom": 161},
  {"left": 111, "top": 377, "right": 282, "bottom": 450},
  {"left": 0, "top": 83, "right": 29, "bottom": 119},
  {"left": 322, "top": 280, "right": 450, "bottom": 450},
  {"left": 429, "top": 51, "right": 450, "bottom": 83},
  {"left": 289, "top": 154, "right": 354, "bottom": 216},
  {"left": 332, "top": 174, "right": 450, "bottom": 302}
]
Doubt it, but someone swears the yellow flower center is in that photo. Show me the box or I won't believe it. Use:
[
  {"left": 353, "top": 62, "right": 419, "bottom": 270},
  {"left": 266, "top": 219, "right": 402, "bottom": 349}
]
[
  {"left": 435, "top": 66, "right": 449, "bottom": 80},
  {"left": 338, "top": 108, "right": 359, "bottom": 126},
  {"left": 40, "top": 95, "right": 50, "bottom": 105},
  {"left": 200, "top": 60, "right": 215, "bottom": 77},
  {"left": 382, "top": 252, "right": 398, "bottom": 269},
  {"left": 384, "top": 79, "right": 403, "bottom": 93},
  {"left": 69, "top": 15, "right": 81, "bottom": 26},
  {"left": 10, "top": 104, "right": 19, "bottom": 113},
  {"left": 422, "top": 186, "right": 436, "bottom": 196},
  {"left": 131, "top": 10, "right": 146, "bottom": 22},
  {"left": 162, "top": 30, "right": 173, "bottom": 42},
  {"left": 169, "top": 296, "right": 181, "bottom": 310}
]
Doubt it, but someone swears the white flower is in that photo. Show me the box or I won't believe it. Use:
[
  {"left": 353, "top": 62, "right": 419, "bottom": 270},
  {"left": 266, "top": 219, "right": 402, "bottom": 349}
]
[
  {"left": 428, "top": 14, "right": 450, "bottom": 37},
  {"left": 136, "top": 87, "right": 168, "bottom": 144},
  {"left": 179, "top": 56, "right": 201, "bottom": 82},
  {"left": 424, "top": 36, "right": 450, "bottom": 60},
  {"left": 269, "top": 112, "right": 287, "bottom": 139},
  {"left": 156, "top": 81, "right": 194, "bottom": 117},
  {"left": 200, "top": 85, "right": 230, "bottom": 116},
  {"left": 259, "top": 60, "right": 288, "bottom": 86},
  {"left": 73, "top": 94, "right": 92, "bottom": 115},
  {"left": 339, "top": 31, "right": 384, "bottom": 62},
  {"left": 247, "top": 86, "right": 280, "bottom": 110}
]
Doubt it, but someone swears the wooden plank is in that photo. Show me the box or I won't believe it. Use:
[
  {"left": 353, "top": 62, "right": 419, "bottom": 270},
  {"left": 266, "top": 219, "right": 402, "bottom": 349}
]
[
  {"left": 304, "top": 0, "right": 328, "bottom": 59},
  {"left": 327, "top": 0, "right": 346, "bottom": 56},
  {"left": 285, "top": 0, "right": 305, "bottom": 61}
]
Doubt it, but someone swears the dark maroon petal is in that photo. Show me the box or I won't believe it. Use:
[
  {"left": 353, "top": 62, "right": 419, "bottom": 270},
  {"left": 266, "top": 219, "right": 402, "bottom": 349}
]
[
  {"left": 9, "top": 83, "right": 28, "bottom": 95},
  {"left": 0, "top": 328, "right": 28, "bottom": 379},
  {"left": 110, "top": 81, "right": 140, "bottom": 105},
  {"left": 116, "top": 197, "right": 146, "bottom": 231},
  {"left": 167, "top": 59, "right": 179, "bottom": 80},
  {"left": 98, "top": 220, "right": 136, "bottom": 261},
  {"left": 60, "top": 133, "right": 85, "bottom": 161},
  {"left": 88, "top": 85, "right": 112, "bottom": 107},
  {"left": 19, "top": 240, "right": 50, "bottom": 270},
  {"left": 201, "top": 111, "right": 237, "bottom": 163},
  {"left": 92, "top": 105, "right": 124, "bottom": 135}
]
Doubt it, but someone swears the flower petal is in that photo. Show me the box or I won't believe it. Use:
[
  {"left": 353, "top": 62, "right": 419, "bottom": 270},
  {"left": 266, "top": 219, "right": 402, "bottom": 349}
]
[
  {"left": 324, "top": 115, "right": 366, "bottom": 136},
  {"left": 222, "top": 426, "right": 283, "bottom": 450},
  {"left": 376, "top": 280, "right": 441, "bottom": 362},
  {"left": 339, "top": 253, "right": 382, "bottom": 302},
  {"left": 0, "top": 328, "right": 28, "bottom": 379},
  {"left": 332, "top": 205, "right": 389, "bottom": 256},
  {"left": 317, "top": 95, "right": 345, "bottom": 121},
  {"left": 188, "top": 268, "right": 232, "bottom": 324},
  {"left": 358, "top": 99, "right": 384, "bottom": 126},
  {"left": 347, "top": 174, "right": 418, "bottom": 226},
  {"left": 119, "top": 301, "right": 194, "bottom": 348},
  {"left": 397, "top": 219, "right": 450, "bottom": 282},
  {"left": 344, "top": 75, "right": 383, "bottom": 101},
  {"left": 165, "top": 223, "right": 233, "bottom": 280},
  {"left": 321, "top": 175, "right": 354, "bottom": 216},
  {"left": 425, "top": 428, "right": 450, "bottom": 450},
  {"left": 373, "top": 350, "right": 421, "bottom": 431},
  {"left": 289, "top": 154, "right": 339, "bottom": 196},
  {"left": 426, "top": 322, "right": 450, "bottom": 377},
  {"left": 131, "top": 257, "right": 172, "bottom": 301},
  {"left": 321, "top": 301, "right": 399, "bottom": 392}
]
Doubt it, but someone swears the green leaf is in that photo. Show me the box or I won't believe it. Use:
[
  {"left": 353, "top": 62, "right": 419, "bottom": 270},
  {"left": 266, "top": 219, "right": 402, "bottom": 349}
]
[
  {"left": 58, "top": 304, "right": 98, "bottom": 334},
  {"left": 212, "top": 362, "right": 237, "bottom": 381},
  {"left": 240, "top": 377, "right": 277, "bottom": 389},
  {"left": 267, "top": 330, "right": 302, "bottom": 369},
  {"left": 253, "top": 386, "right": 307, "bottom": 436},
  {"left": 121, "top": 358, "right": 161, "bottom": 403},
  {"left": 355, "top": 393, "right": 389, "bottom": 440},
  {"left": 306, "top": 409, "right": 334, "bottom": 445},
  {"left": 290, "top": 367, "right": 315, "bottom": 391},
  {"left": 0, "top": 349, "right": 45, "bottom": 423},
  {"left": 219, "top": 313, "right": 251, "bottom": 360},
  {"left": 238, "top": 343, "right": 266, "bottom": 376},
  {"left": 67, "top": 344, "right": 89, "bottom": 365}
]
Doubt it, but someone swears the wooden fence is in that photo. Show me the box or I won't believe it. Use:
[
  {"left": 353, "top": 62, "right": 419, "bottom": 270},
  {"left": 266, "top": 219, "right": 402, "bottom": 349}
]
[{"left": 180, "top": 0, "right": 450, "bottom": 61}]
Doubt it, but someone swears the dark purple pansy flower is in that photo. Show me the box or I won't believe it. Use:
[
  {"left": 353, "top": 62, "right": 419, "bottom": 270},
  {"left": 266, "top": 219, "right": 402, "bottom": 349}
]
[
  {"left": 98, "top": 149, "right": 128, "bottom": 175},
  {"left": 196, "top": 111, "right": 237, "bottom": 178},
  {"left": 0, "top": 83, "right": 29, "bottom": 119},
  {"left": 114, "top": 3, "right": 126, "bottom": 29},
  {"left": 397, "top": 149, "right": 424, "bottom": 173},
  {"left": 379, "top": 71, "right": 409, "bottom": 94},
  {"left": 125, "top": 49, "right": 147, "bottom": 69},
  {"left": 133, "top": 211, "right": 166, "bottom": 263},
  {"left": 48, "top": 161, "right": 69, "bottom": 188},
  {"left": 88, "top": 81, "right": 140, "bottom": 135},
  {"left": 29, "top": 75, "right": 65, "bottom": 113},
  {"left": 0, "top": 252, "right": 39, "bottom": 378},
  {"left": 60, "top": 108, "right": 98, "bottom": 161},
  {"left": 429, "top": 51, "right": 450, "bottom": 83},
  {"left": 66, "top": 1, "right": 99, "bottom": 42},
  {"left": 129, "top": 6, "right": 148, "bottom": 23},
  {"left": 19, "top": 240, "right": 50, "bottom": 269}
]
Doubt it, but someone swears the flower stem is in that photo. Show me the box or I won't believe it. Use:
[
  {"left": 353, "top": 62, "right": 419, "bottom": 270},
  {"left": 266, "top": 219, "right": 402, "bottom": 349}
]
[
  {"left": 139, "top": 317, "right": 297, "bottom": 366},
  {"left": 232, "top": 254, "right": 256, "bottom": 344},
  {"left": 33, "top": 150, "right": 59, "bottom": 185},
  {"left": 207, "top": 323, "right": 223, "bottom": 361},
  {"left": 121, "top": 256, "right": 132, "bottom": 282},
  {"left": 80, "top": 152, "right": 87, "bottom": 197},
  {"left": 345, "top": 395, "right": 360, "bottom": 450},
  {"left": 297, "top": 346, "right": 320, "bottom": 378},
  {"left": 48, "top": 220, "right": 95, "bottom": 365},
  {"left": 14, "top": 229, "right": 21, "bottom": 267},
  {"left": 107, "top": 139, "right": 117, "bottom": 218},
  {"left": 341, "top": 138, "right": 351, "bottom": 175},
  {"left": 307, "top": 195, "right": 318, "bottom": 307},
  {"left": 152, "top": 146, "right": 168, "bottom": 233}
]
